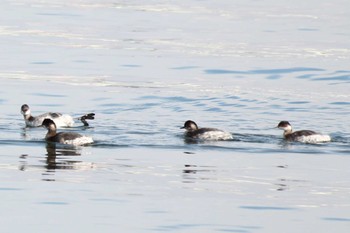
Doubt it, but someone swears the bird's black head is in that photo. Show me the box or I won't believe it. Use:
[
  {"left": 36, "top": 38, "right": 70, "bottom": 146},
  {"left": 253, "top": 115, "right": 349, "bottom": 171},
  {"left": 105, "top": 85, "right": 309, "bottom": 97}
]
[
  {"left": 181, "top": 120, "right": 199, "bottom": 131},
  {"left": 277, "top": 121, "right": 291, "bottom": 128},
  {"left": 21, "top": 104, "right": 30, "bottom": 115},
  {"left": 42, "top": 118, "right": 56, "bottom": 129}
]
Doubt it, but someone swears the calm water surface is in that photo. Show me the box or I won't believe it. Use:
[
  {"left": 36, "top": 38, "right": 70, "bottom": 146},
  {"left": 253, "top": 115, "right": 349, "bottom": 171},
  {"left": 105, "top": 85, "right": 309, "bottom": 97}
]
[{"left": 1, "top": 1, "right": 350, "bottom": 232}]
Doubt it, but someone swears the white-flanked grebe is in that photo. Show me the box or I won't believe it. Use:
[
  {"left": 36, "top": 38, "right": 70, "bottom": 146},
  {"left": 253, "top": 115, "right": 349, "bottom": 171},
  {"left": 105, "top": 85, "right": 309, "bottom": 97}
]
[
  {"left": 21, "top": 104, "right": 94, "bottom": 127},
  {"left": 277, "top": 121, "right": 331, "bottom": 143},
  {"left": 181, "top": 120, "right": 233, "bottom": 140},
  {"left": 42, "top": 119, "right": 93, "bottom": 146}
]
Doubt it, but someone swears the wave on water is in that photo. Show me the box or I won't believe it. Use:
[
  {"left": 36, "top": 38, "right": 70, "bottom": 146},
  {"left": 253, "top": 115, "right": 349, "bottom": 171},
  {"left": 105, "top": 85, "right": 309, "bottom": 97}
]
[{"left": 0, "top": 139, "right": 44, "bottom": 147}]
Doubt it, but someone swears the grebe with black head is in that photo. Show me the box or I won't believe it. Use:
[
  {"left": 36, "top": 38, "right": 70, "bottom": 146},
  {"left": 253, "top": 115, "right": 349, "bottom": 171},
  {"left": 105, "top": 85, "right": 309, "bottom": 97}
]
[
  {"left": 277, "top": 121, "right": 331, "bottom": 143},
  {"left": 181, "top": 120, "right": 233, "bottom": 141},
  {"left": 42, "top": 119, "right": 93, "bottom": 146},
  {"left": 21, "top": 104, "right": 94, "bottom": 127}
]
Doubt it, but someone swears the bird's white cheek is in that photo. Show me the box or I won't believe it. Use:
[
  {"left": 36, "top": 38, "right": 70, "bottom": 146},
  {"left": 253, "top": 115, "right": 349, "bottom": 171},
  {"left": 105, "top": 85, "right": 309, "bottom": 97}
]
[{"left": 22, "top": 110, "right": 31, "bottom": 116}]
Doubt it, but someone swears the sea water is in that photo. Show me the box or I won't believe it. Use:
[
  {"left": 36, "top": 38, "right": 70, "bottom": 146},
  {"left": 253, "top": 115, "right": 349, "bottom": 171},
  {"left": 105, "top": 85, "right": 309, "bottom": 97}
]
[{"left": 1, "top": 1, "right": 350, "bottom": 232}]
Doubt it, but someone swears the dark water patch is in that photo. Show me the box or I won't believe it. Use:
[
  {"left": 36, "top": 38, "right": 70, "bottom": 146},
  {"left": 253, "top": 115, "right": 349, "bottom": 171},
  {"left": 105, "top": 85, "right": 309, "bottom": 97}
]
[
  {"left": 153, "top": 223, "right": 211, "bottom": 231},
  {"left": 0, "top": 187, "right": 22, "bottom": 191},
  {"left": 38, "top": 201, "right": 69, "bottom": 205},
  {"left": 329, "top": 81, "right": 350, "bottom": 85},
  {"left": 205, "top": 107, "right": 225, "bottom": 112},
  {"left": 287, "top": 101, "right": 310, "bottom": 105},
  {"left": 31, "top": 61, "right": 54, "bottom": 65},
  {"left": 172, "top": 66, "right": 199, "bottom": 70},
  {"left": 329, "top": 101, "right": 350, "bottom": 105},
  {"left": 298, "top": 28, "right": 319, "bottom": 31},
  {"left": 37, "top": 12, "right": 81, "bottom": 17},
  {"left": 267, "top": 104, "right": 282, "bottom": 108},
  {"left": 90, "top": 198, "right": 127, "bottom": 203},
  {"left": 224, "top": 95, "right": 240, "bottom": 100},
  {"left": 322, "top": 217, "right": 350, "bottom": 222},
  {"left": 239, "top": 98, "right": 258, "bottom": 103},
  {"left": 153, "top": 224, "right": 260, "bottom": 233},
  {"left": 73, "top": 60, "right": 91, "bottom": 63},
  {"left": 193, "top": 102, "right": 206, "bottom": 107},
  {"left": 138, "top": 95, "right": 198, "bottom": 103},
  {"left": 216, "top": 229, "right": 249, "bottom": 233},
  {"left": 121, "top": 64, "right": 141, "bottom": 68},
  {"left": 205, "top": 67, "right": 324, "bottom": 75},
  {"left": 176, "top": 96, "right": 218, "bottom": 102},
  {"left": 296, "top": 74, "right": 317, "bottom": 79},
  {"left": 334, "top": 70, "right": 350, "bottom": 74},
  {"left": 313, "top": 75, "right": 350, "bottom": 82},
  {"left": 249, "top": 67, "right": 324, "bottom": 74},
  {"left": 217, "top": 225, "right": 263, "bottom": 232},
  {"left": 266, "top": 75, "right": 281, "bottom": 80},
  {"left": 205, "top": 69, "right": 245, "bottom": 75},
  {"left": 169, "top": 106, "right": 187, "bottom": 112},
  {"left": 284, "top": 107, "right": 308, "bottom": 112},
  {"left": 30, "top": 93, "right": 66, "bottom": 98},
  {"left": 246, "top": 106, "right": 265, "bottom": 111},
  {"left": 151, "top": 223, "right": 246, "bottom": 233},
  {"left": 145, "top": 210, "right": 168, "bottom": 214},
  {"left": 217, "top": 102, "right": 246, "bottom": 108},
  {"left": 236, "top": 226, "right": 262, "bottom": 230},
  {"left": 269, "top": 96, "right": 289, "bottom": 102},
  {"left": 92, "top": 97, "right": 111, "bottom": 101},
  {"left": 240, "top": 206, "right": 296, "bottom": 211},
  {"left": 99, "top": 103, "right": 126, "bottom": 107}
]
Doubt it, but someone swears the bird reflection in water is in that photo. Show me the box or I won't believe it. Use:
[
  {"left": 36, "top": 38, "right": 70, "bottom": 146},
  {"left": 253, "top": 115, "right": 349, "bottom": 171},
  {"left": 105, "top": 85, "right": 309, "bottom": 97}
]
[
  {"left": 19, "top": 143, "right": 94, "bottom": 181},
  {"left": 182, "top": 164, "right": 216, "bottom": 183},
  {"left": 43, "top": 143, "right": 95, "bottom": 181},
  {"left": 45, "top": 143, "right": 82, "bottom": 171}
]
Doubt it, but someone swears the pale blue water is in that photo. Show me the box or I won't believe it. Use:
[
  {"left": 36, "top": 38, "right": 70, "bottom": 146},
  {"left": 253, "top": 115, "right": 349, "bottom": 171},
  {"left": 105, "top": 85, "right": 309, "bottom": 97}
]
[{"left": 1, "top": 1, "right": 350, "bottom": 232}]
